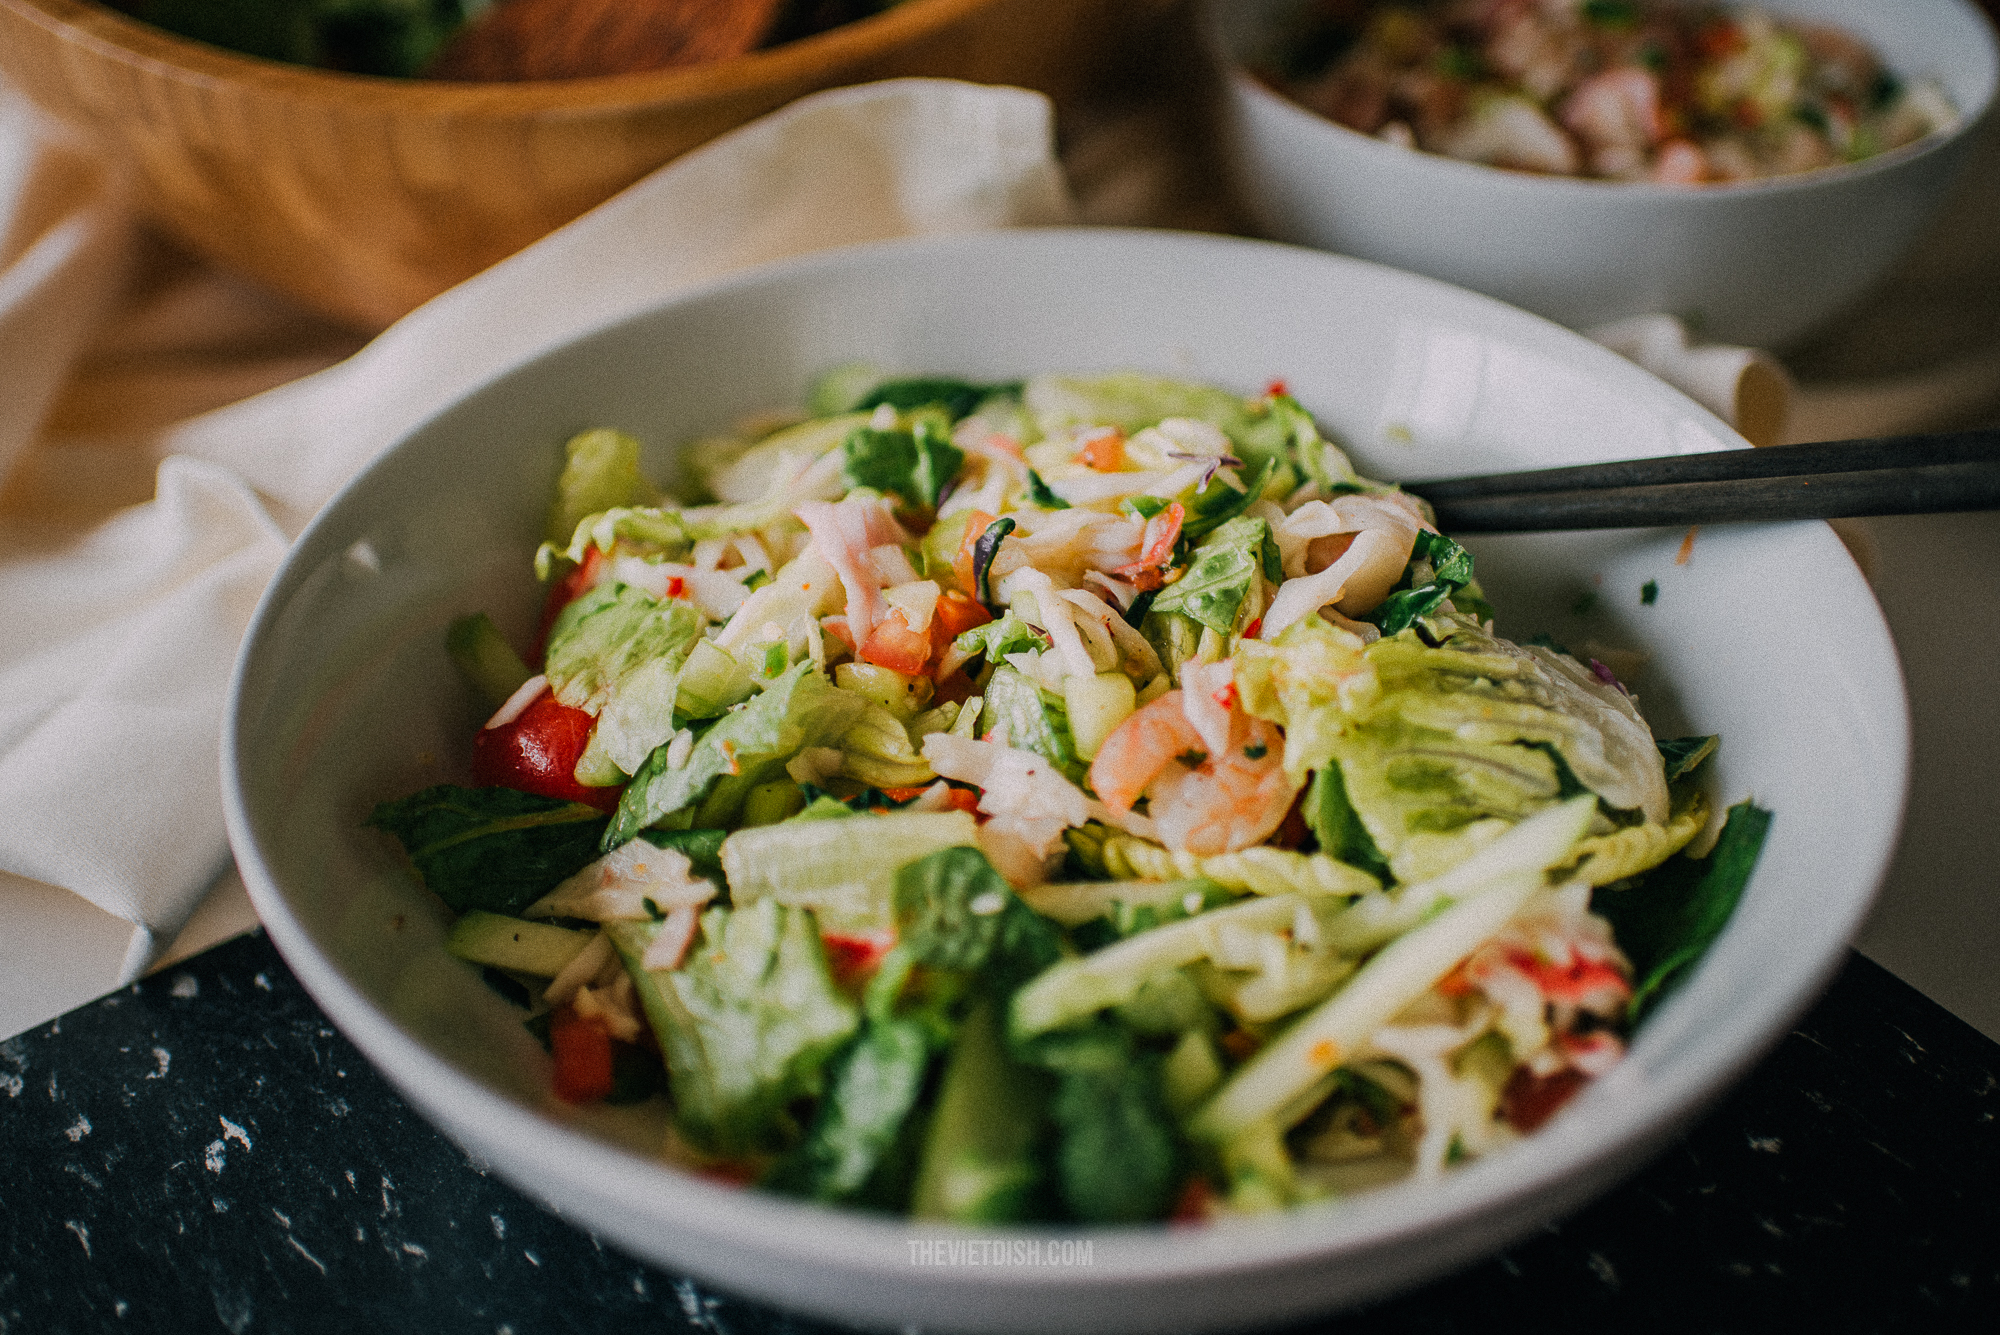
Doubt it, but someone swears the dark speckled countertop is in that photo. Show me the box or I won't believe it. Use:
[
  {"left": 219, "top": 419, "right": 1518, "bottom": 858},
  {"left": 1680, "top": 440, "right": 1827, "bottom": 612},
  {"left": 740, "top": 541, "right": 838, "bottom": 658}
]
[{"left": 2, "top": 930, "right": 1994, "bottom": 1334}]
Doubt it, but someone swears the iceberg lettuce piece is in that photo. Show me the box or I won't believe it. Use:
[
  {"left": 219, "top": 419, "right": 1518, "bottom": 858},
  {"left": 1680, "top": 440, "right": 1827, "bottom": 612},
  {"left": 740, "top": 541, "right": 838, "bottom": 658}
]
[
  {"left": 700, "top": 411, "right": 871, "bottom": 506},
  {"left": 980, "top": 663, "right": 1087, "bottom": 785},
  {"left": 608, "top": 900, "right": 858, "bottom": 1155},
  {"left": 1232, "top": 612, "right": 1379, "bottom": 784},
  {"left": 1150, "top": 515, "right": 1279, "bottom": 637},
  {"left": 545, "top": 428, "right": 658, "bottom": 545},
  {"left": 764, "top": 1017, "right": 936, "bottom": 1207},
  {"left": 607, "top": 661, "right": 867, "bottom": 847},
  {"left": 544, "top": 581, "right": 706, "bottom": 716}
]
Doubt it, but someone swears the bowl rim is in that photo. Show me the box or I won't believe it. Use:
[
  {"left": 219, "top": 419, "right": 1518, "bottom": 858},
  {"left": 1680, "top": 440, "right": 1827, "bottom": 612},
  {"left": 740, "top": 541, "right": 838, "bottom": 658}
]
[
  {"left": 3, "top": 0, "right": 1017, "bottom": 111},
  {"left": 1214, "top": 0, "right": 2000, "bottom": 202},
  {"left": 220, "top": 227, "right": 1913, "bottom": 1302}
]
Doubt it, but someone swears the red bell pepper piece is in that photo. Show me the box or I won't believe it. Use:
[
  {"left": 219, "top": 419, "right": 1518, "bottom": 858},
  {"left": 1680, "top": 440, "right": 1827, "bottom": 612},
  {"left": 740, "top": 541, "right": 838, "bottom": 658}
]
[{"left": 549, "top": 1005, "right": 615, "bottom": 1105}]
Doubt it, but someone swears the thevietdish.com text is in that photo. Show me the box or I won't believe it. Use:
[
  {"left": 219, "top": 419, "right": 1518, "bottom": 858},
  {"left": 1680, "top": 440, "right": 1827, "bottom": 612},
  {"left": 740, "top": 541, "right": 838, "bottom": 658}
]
[{"left": 907, "top": 1238, "right": 1095, "bottom": 1268}]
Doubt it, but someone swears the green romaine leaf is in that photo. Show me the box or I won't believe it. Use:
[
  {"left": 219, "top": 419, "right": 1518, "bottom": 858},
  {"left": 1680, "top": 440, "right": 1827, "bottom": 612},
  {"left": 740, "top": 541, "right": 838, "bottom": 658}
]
[
  {"left": 1150, "top": 515, "right": 1278, "bottom": 636},
  {"left": 1593, "top": 799, "right": 1772, "bottom": 1021},
  {"left": 545, "top": 428, "right": 658, "bottom": 545},
  {"left": 610, "top": 900, "right": 859, "bottom": 1155},
  {"left": 365, "top": 785, "right": 607, "bottom": 915},
  {"left": 544, "top": 581, "right": 706, "bottom": 715},
  {"left": 892, "top": 846, "right": 1062, "bottom": 990},
  {"left": 981, "top": 664, "right": 1087, "bottom": 784},
  {"left": 840, "top": 421, "right": 966, "bottom": 510},
  {"left": 1016, "top": 1020, "right": 1180, "bottom": 1224},
  {"left": 608, "top": 661, "right": 868, "bottom": 847},
  {"left": 764, "top": 1018, "right": 936, "bottom": 1206}
]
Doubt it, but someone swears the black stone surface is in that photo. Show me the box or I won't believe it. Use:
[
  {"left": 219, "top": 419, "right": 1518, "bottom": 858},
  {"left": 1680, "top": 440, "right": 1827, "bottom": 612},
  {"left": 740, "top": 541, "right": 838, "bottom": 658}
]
[{"left": 2, "top": 932, "right": 1994, "bottom": 1335}]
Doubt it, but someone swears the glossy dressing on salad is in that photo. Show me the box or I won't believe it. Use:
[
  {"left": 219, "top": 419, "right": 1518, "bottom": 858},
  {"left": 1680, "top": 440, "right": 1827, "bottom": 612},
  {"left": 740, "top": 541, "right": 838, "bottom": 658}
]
[{"left": 370, "top": 371, "right": 1769, "bottom": 1223}]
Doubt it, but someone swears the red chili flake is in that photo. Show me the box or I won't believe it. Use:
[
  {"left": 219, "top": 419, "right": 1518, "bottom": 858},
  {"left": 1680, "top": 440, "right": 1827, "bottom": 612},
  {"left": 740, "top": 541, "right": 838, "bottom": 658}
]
[
  {"left": 1242, "top": 617, "right": 1263, "bottom": 640},
  {"left": 1210, "top": 682, "right": 1240, "bottom": 710},
  {"left": 665, "top": 575, "right": 687, "bottom": 599},
  {"left": 1264, "top": 379, "right": 1289, "bottom": 398}
]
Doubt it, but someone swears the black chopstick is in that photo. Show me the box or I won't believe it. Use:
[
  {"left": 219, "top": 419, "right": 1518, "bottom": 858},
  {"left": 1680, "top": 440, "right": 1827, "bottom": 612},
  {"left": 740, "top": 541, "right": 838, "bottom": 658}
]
[{"left": 1399, "top": 431, "right": 2000, "bottom": 532}]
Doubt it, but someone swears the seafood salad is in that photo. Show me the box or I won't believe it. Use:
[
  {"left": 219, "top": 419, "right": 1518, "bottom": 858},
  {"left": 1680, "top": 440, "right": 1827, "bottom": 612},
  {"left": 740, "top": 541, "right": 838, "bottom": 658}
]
[
  {"left": 370, "top": 370, "right": 1769, "bottom": 1223},
  {"left": 1256, "top": 0, "right": 1956, "bottom": 183}
]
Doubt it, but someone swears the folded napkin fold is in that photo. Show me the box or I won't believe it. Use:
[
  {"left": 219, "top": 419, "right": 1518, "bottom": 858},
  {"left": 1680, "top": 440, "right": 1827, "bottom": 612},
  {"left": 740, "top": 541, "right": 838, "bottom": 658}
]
[{"left": 0, "top": 78, "right": 1075, "bottom": 981}]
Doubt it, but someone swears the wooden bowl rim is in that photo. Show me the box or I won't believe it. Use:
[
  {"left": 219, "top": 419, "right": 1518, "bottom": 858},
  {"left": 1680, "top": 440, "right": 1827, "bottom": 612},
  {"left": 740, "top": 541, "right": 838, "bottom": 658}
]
[{"left": 1, "top": 0, "right": 1013, "bottom": 112}]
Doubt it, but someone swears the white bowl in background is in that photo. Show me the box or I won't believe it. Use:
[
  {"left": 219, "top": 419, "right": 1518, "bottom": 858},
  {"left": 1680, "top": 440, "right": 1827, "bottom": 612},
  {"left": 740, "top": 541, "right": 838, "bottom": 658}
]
[
  {"left": 223, "top": 229, "right": 1908, "bottom": 1332},
  {"left": 1211, "top": 0, "right": 1999, "bottom": 348}
]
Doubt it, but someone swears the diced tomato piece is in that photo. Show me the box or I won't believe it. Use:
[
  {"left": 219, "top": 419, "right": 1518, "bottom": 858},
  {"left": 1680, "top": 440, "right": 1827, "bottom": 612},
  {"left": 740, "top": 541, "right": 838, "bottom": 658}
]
[
  {"left": 932, "top": 589, "right": 993, "bottom": 639},
  {"left": 1241, "top": 617, "right": 1263, "bottom": 641},
  {"left": 664, "top": 574, "right": 687, "bottom": 600},
  {"left": 549, "top": 1005, "right": 615, "bottom": 1105},
  {"left": 1170, "top": 1175, "right": 1217, "bottom": 1225},
  {"left": 953, "top": 510, "right": 999, "bottom": 595},
  {"left": 471, "top": 690, "right": 622, "bottom": 810},
  {"left": 1500, "top": 1066, "right": 1589, "bottom": 1133},
  {"left": 1263, "top": 379, "right": 1289, "bottom": 398},
  {"left": 1076, "top": 429, "right": 1126, "bottom": 472},
  {"left": 822, "top": 931, "right": 897, "bottom": 988},
  {"left": 860, "top": 609, "right": 933, "bottom": 675},
  {"left": 535, "top": 545, "right": 607, "bottom": 658}
]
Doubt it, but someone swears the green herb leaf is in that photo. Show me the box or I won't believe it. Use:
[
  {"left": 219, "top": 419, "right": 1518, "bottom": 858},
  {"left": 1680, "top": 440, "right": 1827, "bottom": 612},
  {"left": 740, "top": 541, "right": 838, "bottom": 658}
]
[
  {"left": 1025, "top": 470, "right": 1071, "bottom": 510},
  {"left": 1365, "top": 529, "right": 1477, "bottom": 636},
  {"left": 840, "top": 423, "right": 966, "bottom": 510},
  {"left": 1181, "top": 457, "right": 1275, "bottom": 541},
  {"left": 856, "top": 378, "right": 1017, "bottom": 422},
  {"left": 973, "top": 516, "right": 1017, "bottom": 608},
  {"left": 1016, "top": 1020, "right": 1180, "bottom": 1223},
  {"left": 1592, "top": 799, "right": 1773, "bottom": 1022},
  {"left": 365, "top": 785, "right": 608, "bottom": 915},
  {"left": 1655, "top": 735, "right": 1720, "bottom": 784}
]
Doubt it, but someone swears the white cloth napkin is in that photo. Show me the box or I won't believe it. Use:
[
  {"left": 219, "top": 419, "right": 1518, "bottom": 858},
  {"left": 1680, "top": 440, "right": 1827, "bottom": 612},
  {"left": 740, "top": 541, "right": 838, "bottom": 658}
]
[{"left": 0, "top": 77, "right": 1075, "bottom": 981}]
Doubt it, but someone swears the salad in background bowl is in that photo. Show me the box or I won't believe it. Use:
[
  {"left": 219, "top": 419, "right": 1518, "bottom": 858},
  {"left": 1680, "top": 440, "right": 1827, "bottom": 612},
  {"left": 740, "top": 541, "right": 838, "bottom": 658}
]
[
  {"left": 223, "top": 229, "right": 1907, "bottom": 1332},
  {"left": 1208, "top": 0, "right": 1999, "bottom": 346}
]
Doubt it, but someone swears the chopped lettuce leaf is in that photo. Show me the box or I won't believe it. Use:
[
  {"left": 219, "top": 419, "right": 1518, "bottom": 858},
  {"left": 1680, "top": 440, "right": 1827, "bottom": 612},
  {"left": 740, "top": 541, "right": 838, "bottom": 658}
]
[
  {"left": 544, "top": 582, "right": 706, "bottom": 715},
  {"left": 720, "top": 810, "right": 980, "bottom": 936},
  {"left": 952, "top": 610, "right": 1046, "bottom": 664},
  {"left": 910, "top": 998, "right": 1049, "bottom": 1223},
  {"left": 1305, "top": 761, "right": 1392, "bottom": 880},
  {"left": 1180, "top": 456, "right": 1275, "bottom": 542},
  {"left": 607, "top": 662, "right": 867, "bottom": 847},
  {"left": 890, "top": 846, "right": 1062, "bottom": 992},
  {"left": 545, "top": 428, "right": 657, "bottom": 545},
  {"left": 1657, "top": 734, "right": 1720, "bottom": 783},
  {"left": 1150, "top": 515, "right": 1278, "bottom": 636},
  {"left": 609, "top": 900, "right": 858, "bottom": 1154},
  {"left": 366, "top": 785, "right": 607, "bottom": 915},
  {"left": 980, "top": 664, "right": 1087, "bottom": 784}
]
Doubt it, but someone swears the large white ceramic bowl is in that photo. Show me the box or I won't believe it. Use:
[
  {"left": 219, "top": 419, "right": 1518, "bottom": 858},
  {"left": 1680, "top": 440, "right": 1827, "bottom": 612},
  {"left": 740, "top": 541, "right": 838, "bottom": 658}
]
[
  {"left": 1212, "top": 0, "right": 1999, "bottom": 348},
  {"left": 223, "top": 229, "right": 1909, "bottom": 1332}
]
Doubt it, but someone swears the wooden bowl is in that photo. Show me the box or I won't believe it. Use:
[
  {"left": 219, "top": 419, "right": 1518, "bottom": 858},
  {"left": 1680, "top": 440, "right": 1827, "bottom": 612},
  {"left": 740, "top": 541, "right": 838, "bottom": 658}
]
[{"left": 0, "top": 0, "right": 1132, "bottom": 329}]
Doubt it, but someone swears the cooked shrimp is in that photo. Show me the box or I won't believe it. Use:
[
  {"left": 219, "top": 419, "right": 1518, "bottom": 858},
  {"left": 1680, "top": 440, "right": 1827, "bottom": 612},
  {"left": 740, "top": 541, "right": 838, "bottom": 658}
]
[{"left": 1088, "top": 688, "right": 1299, "bottom": 856}]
